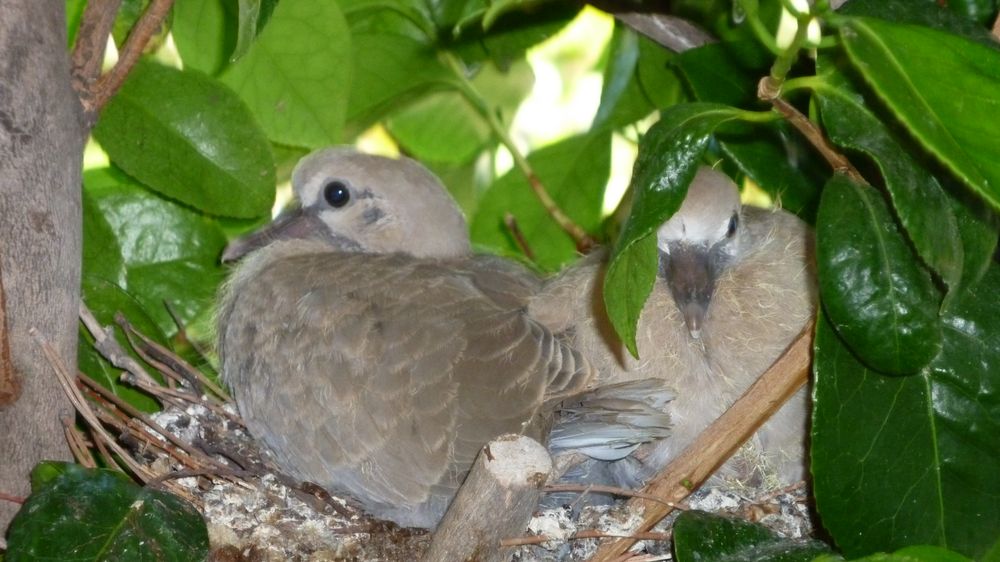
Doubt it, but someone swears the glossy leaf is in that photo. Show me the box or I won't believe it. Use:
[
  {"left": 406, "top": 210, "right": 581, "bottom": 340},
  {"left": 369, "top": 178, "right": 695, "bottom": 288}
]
[
  {"left": 6, "top": 464, "right": 208, "bottom": 561},
  {"left": 93, "top": 61, "right": 275, "bottom": 219},
  {"left": 815, "top": 77, "right": 964, "bottom": 299},
  {"left": 221, "top": 0, "right": 350, "bottom": 149},
  {"left": 83, "top": 167, "right": 228, "bottom": 338},
  {"left": 814, "top": 259, "right": 1000, "bottom": 560},
  {"left": 816, "top": 174, "right": 941, "bottom": 375},
  {"left": 604, "top": 103, "right": 746, "bottom": 355},
  {"left": 672, "top": 510, "right": 835, "bottom": 562},
  {"left": 172, "top": 0, "right": 236, "bottom": 75},
  {"left": 470, "top": 132, "right": 611, "bottom": 272},
  {"left": 839, "top": 16, "right": 1000, "bottom": 209}
]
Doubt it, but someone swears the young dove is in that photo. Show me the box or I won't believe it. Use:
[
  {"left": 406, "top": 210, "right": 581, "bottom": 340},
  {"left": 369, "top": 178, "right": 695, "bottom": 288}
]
[
  {"left": 532, "top": 166, "right": 816, "bottom": 489},
  {"left": 217, "top": 148, "right": 670, "bottom": 528}
]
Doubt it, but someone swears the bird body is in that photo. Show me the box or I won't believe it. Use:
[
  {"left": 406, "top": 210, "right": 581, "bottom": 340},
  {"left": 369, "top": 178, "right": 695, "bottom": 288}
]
[
  {"left": 217, "top": 148, "right": 669, "bottom": 529},
  {"left": 532, "top": 167, "right": 816, "bottom": 487}
]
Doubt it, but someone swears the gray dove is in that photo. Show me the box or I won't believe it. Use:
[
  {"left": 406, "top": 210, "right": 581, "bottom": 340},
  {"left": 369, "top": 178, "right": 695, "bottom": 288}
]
[
  {"left": 532, "top": 165, "right": 816, "bottom": 489},
  {"left": 217, "top": 148, "right": 669, "bottom": 528}
]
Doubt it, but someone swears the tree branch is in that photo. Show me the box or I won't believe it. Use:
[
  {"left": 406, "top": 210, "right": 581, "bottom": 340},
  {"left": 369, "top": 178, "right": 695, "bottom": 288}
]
[
  {"left": 70, "top": 0, "right": 123, "bottom": 106},
  {"left": 82, "top": 0, "right": 175, "bottom": 117},
  {"left": 588, "top": 320, "right": 814, "bottom": 561}
]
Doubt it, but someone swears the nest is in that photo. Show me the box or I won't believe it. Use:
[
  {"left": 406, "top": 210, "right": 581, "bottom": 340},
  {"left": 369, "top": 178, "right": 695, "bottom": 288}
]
[{"left": 37, "top": 305, "right": 813, "bottom": 561}]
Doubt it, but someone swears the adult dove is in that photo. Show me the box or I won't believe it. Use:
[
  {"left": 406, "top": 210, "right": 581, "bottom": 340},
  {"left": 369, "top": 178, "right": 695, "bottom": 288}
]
[
  {"left": 533, "top": 166, "right": 816, "bottom": 489},
  {"left": 216, "top": 148, "right": 669, "bottom": 528}
]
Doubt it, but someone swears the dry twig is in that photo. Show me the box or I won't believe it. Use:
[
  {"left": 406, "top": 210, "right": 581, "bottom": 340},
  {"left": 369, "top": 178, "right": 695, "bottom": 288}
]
[{"left": 0, "top": 256, "right": 19, "bottom": 407}]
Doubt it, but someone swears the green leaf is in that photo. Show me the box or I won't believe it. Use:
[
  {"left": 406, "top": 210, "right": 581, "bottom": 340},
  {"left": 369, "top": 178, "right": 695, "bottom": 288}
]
[
  {"left": 6, "top": 464, "right": 208, "bottom": 561},
  {"left": 470, "top": 132, "right": 611, "bottom": 272},
  {"left": 172, "top": 0, "right": 237, "bottom": 75},
  {"left": 672, "top": 510, "right": 835, "bottom": 562},
  {"left": 602, "top": 234, "right": 658, "bottom": 358},
  {"left": 815, "top": 174, "right": 941, "bottom": 375},
  {"left": 344, "top": 32, "right": 451, "bottom": 138},
  {"left": 66, "top": 0, "right": 87, "bottom": 47},
  {"left": 838, "top": 16, "right": 1000, "bottom": 209},
  {"left": 445, "top": 2, "right": 581, "bottom": 67},
  {"left": 603, "top": 103, "right": 747, "bottom": 354},
  {"left": 221, "top": 0, "right": 351, "bottom": 148},
  {"left": 93, "top": 60, "right": 275, "bottom": 219},
  {"left": 676, "top": 41, "right": 823, "bottom": 221},
  {"left": 815, "top": 75, "right": 964, "bottom": 300},
  {"left": 839, "top": 0, "right": 996, "bottom": 42},
  {"left": 386, "top": 60, "right": 533, "bottom": 164},
  {"left": 29, "top": 462, "right": 72, "bottom": 492},
  {"left": 83, "top": 167, "right": 228, "bottom": 338},
  {"left": 813, "top": 260, "right": 1000, "bottom": 560}
]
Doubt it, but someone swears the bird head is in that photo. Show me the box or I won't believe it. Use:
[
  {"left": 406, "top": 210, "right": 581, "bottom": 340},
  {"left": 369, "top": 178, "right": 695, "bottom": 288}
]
[
  {"left": 656, "top": 166, "right": 742, "bottom": 339},
  {"left": 222, "top": 147, "right": 471, "bottom": 262}
]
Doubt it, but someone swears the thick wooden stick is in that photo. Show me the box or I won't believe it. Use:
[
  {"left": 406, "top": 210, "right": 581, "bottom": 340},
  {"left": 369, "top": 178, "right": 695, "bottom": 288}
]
[
  {"left": 588, "top": 321, "right": 814, "bottom": 561},
  {"left": 424, "top": 434, "right": 553, "bottom": 562}
]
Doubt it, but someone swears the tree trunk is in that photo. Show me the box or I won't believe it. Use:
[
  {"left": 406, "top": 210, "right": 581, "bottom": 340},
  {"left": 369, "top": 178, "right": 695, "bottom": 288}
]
[{"left": 0, "top": 0, "right": 85, "bottom": 532}]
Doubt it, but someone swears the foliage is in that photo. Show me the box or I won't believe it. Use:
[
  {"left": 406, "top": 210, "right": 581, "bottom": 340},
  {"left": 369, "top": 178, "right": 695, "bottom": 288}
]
[
  {"left": 33, "top": 0, "right": 1000, "bottom": 558},
  {"left": 5, "top": 463, "right": 208, "bottom": 561}
]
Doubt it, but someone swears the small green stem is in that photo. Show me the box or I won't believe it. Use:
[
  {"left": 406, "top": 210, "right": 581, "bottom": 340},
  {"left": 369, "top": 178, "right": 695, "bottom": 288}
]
[
  {"left": 442, "top": 53, "right": 597, "bottom": 252},
  {"left": 737, "top": 0, "right": 782, "bottom": 56}
]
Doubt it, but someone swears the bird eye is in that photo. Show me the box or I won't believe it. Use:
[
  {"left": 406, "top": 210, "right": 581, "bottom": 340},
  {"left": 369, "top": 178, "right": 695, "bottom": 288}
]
[
  {"left": 727, "top": 214, "right": 738, "bottom": 238},
  {"left": 323, "top": 181, "right": 351, "bottom": 208}
]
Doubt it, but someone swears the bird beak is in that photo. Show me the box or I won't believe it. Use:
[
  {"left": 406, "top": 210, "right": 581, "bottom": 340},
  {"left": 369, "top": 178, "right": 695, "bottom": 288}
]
[
  {"left": 222, "top": 206, "right": 326, "bottom": 263},
  {"left": 659, "top": 244, "right": 717, "bottom": 339}
]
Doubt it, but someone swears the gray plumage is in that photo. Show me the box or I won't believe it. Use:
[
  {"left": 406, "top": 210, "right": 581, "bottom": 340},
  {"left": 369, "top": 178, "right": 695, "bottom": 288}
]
[
  {"left": 532, "top": 166, "right": 816, "bottom": 487},
  {"left": 217, "top": 148, "right": 668, "bottom": 528}
]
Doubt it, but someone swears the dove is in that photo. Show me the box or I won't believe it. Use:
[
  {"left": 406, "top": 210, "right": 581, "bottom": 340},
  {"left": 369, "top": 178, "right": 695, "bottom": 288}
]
[
  {"left": 532, "top": 165, "right": 816, "bottom": 489},
  {"left": 216, "top": 147, "right": 670, "bottom": 528}
]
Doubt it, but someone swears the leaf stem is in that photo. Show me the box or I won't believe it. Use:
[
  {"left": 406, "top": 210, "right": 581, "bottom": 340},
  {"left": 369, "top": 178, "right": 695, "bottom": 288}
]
[
  {"left": 736, "top": 0, "right": 782, "bottom": 56},
  {"left": 443, "top": 53, "right": 597, "bottom": 253}
]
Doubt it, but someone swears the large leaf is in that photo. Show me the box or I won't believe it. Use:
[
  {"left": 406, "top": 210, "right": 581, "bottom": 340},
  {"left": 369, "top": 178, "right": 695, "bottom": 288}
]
[
  {"left": 838, "top": 16, "right": 1000, "bottom": 209},
  {"left": 813, "top": 261, "right": 1000, "bottom": 559},
  {"left": 815, "top": 174, "right": 941, "bottom": 375},
  {"left": 672, "top": 510, "right": 834, "bottom": 562},
  {"left": 814, "top": 72, "right": 965, "bottom": 301},
  {"left": 93, "top": 60, "right": 275, "bottom": 219},
  {"left": 221, "top": 0, "right": 351, "bottom": 148},
  {"left": 172, "top": 0, "right": 236, "bottom": 75},
  {"left": 344, "top": 32, "right": 452, "bottom": 138},
  {"left": 6, "top": 463, "right": 208, "bottom": 561},
  {"left": 470, "top": 132, "right": 611, "bottom": 272},
  {"left": 603, "top": 103, "right": 749, "bottom": 355},
  {"left": 83, "top": 167, "right": 228, "bottom": 336}
]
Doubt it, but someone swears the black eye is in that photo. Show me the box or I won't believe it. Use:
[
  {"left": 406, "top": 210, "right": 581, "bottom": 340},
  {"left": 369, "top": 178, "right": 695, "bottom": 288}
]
[
  {"left": 323, "top": 180, "right": 350, "bottom": 208},
  {"left": 726, "top": 214, "right": 738, "bottom": 238}
]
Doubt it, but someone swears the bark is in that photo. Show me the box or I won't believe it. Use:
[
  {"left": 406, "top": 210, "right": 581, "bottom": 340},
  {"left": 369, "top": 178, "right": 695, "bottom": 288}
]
[{"left": 0, "top": 0, "right": 85, "bottom": 532}]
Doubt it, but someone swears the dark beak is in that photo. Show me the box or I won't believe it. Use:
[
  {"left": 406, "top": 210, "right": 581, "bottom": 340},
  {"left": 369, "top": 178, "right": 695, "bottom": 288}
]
[
  {"left": 222, "top": 207, "right": 326, "bottom": 263},
  {"left": 659, "top": 244, "right": 717, "bottom": 339}
]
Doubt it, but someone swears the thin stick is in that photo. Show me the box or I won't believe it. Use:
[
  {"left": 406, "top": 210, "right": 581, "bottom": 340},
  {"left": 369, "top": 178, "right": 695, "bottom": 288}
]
[
  {"left": 32, "top": 328, "right": 157, "bottom": 484},
  {"left": 117, "top": 312, "right": 229, "bottom": 400},
  {"left": 504, "top": 212, "right": 537, "bottom": 262},
  {"left": 62, "top": 414, "right": 99, "bottom": 468},
  {"left": 77, "top": 372, "right": 232, "bottom": 472},
  {"left": 758, "top": 83, "right": 865, "bottom": 184},
  {"left": 501, "top": 529, "right": 671, "bottom": 547},
  {"left": 164, "top": 301, "right": 219, "bottom": 379},
  {"left": 80, "top": 302, "right": 160, "bottom": 388},
  {"left": 588, "top": 321, "right": 814, "bottom": 561},
  {"left": 444, "top": 53, "right": 597, "bottom": 253},
  {"left": 542, "top": 483, "right": 686, "bottom": 509},
  {"left": 88, "top": 0, "right": 175, "bottom": 114},
  {"left": 0, "top": 491, "right": 25, "bottom": 505}
]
